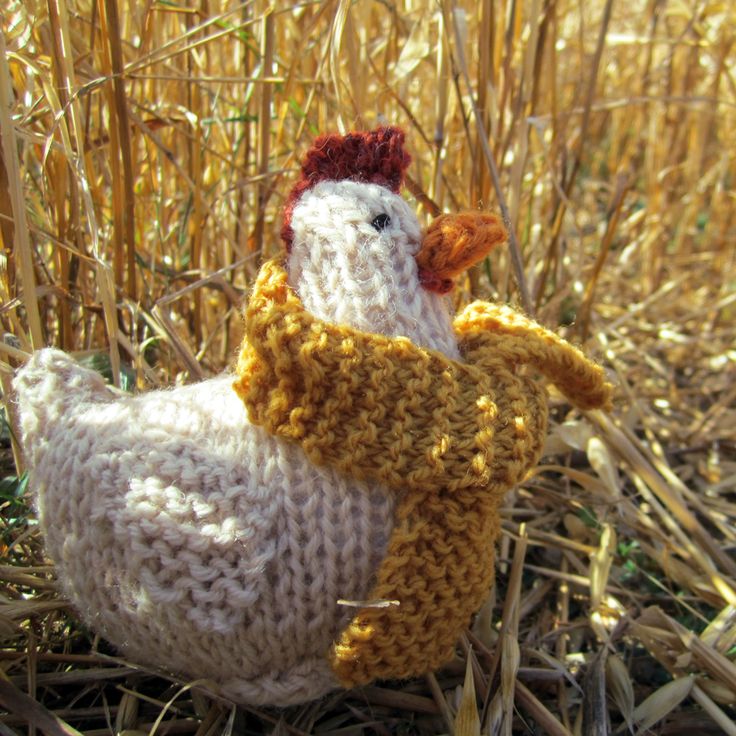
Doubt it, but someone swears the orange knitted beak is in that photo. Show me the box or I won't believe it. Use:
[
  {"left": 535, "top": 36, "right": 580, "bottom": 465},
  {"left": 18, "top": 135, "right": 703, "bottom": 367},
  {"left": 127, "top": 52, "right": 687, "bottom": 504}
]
[{"left": 416, "top": 212, "right": 507, "bottom": 294}]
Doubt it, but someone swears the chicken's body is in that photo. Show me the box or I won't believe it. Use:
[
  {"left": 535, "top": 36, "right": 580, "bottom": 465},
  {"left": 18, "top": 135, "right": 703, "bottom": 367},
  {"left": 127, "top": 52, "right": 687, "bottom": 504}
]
[
  {"left": 15, "top": 351, "right": 398, "bottom": 705},
  {"left": 13, "top": 128, "right": 531, "bottom": 705}
]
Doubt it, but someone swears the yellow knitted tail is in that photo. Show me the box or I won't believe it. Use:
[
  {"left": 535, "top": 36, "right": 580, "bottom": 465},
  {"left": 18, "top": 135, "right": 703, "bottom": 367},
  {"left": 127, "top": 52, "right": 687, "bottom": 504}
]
[{"left": 454, "top": 302, "right": 613, "bottom": 411}]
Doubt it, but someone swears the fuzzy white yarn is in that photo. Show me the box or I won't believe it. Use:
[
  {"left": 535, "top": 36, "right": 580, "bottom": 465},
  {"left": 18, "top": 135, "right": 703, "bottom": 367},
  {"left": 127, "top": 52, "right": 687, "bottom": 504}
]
[
  {"left": 288, "top": 181, "right": 460, "bottom": 359},
  {"left": 13, "top": 181, "right": 459, "bottom": 706}
]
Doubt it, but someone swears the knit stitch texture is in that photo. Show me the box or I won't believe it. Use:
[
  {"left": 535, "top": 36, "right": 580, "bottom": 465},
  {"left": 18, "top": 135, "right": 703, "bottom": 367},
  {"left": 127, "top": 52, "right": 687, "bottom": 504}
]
[
  {"left": 13, "top": 349, "right": 396, "bottom": 706},
  {"left": 281, "top": 127, "right": 410, "bottom": 251},
  {"left": 286, "top": 178, "right": 463, "bottom": 357},
  {"left": 13, "top": 125, "right": 613, "bottom": 706},
  {"left": 234, "top": 259, "right": 613, "bottom": 686}
]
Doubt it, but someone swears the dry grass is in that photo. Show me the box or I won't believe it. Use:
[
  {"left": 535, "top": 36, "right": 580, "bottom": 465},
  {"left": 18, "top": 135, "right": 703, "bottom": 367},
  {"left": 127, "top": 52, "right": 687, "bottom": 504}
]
[{"left": 0, "top": 0, "right": 735, "bottom": 733}]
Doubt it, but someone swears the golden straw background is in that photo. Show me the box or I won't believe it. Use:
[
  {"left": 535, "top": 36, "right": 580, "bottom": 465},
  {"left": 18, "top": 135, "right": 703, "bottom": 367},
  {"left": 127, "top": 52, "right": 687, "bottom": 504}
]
[{"left": 0, "top": 0, "right": 735, "bottom": 733}]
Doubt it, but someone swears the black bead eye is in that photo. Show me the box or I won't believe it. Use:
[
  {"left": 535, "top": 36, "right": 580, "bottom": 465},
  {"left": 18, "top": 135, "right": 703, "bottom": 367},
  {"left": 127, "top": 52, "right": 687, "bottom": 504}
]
[{"left": 371, "top": 213, "right": 391, "bottom": 231}]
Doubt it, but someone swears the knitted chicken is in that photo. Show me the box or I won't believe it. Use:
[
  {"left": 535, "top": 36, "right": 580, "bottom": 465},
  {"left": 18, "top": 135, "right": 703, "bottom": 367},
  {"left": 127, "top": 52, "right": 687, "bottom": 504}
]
[{"left": 13, "top": 127, "right": 611, "bottom": 707}]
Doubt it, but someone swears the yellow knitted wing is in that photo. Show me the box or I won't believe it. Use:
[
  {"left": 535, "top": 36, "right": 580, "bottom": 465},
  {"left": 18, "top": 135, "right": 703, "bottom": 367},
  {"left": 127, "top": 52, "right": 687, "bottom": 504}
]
[{"left": 454, "top": 302, "right": 613, "bottom": 411}]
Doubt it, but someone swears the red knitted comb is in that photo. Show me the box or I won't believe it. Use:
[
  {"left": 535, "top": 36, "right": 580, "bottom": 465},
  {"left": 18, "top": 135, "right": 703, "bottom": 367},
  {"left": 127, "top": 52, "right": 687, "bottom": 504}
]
[{"left": 281, "top": 127, "right": 411, "bottom": 250}]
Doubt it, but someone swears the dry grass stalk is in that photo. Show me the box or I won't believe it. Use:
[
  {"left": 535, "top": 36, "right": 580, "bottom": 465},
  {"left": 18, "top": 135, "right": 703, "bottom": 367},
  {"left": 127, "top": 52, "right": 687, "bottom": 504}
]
[
  {"left": 632, "top": 675, "right": 695, "bottom": 735},
  {"left": 514, "top": 681, "right": 572, "bottom": 736},
  {"left": 581, "top": 648, "right": 609, "bottom": 736},
  {"left": 0, "top": 31, "right": 42, "bottom": 348},
  {"left": 448, "top": 7, "right": 532, "bottom": 314},
  {"left": 0, "top": 370, "right": 23, "bottom": 475},
  {"left": 100, "top": 0, "right": 136, "bottom": 301},
  {"left": 425, "top": 671, "right": 455, "bottom": 735},
  {"left": 454, "top": 657, "right": 480, "bottom": 736},
  {"left": 0, "top": 675, "right": 83, "bottom": 736},
  {"left": 690, "top": 683, "right": 736, "bottom": 736},
  {"left": 605, "top": 653, "right": 634, "bottom": 730}
]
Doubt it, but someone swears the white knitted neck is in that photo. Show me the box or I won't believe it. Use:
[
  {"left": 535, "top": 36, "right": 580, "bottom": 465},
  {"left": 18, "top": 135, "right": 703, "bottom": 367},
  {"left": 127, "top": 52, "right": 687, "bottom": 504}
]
[{"left": 287, "top": 180, "right": 460, "bottom": 358}]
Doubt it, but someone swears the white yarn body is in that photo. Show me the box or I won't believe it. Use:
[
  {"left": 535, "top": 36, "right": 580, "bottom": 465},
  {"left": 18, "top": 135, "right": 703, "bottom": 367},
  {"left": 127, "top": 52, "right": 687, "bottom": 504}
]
[
  {"left": 14, "top": 354, "right": 395, "bottom": 705},
  {"left": 13, "top": 180, "right": 460, "bottom": 706}
]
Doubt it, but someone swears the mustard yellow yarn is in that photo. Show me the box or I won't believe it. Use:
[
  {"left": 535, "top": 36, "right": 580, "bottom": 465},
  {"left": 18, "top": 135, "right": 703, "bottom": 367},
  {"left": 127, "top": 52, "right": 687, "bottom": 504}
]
[{"left": 233, "top": 259, "right": 612, "bottom": 687}]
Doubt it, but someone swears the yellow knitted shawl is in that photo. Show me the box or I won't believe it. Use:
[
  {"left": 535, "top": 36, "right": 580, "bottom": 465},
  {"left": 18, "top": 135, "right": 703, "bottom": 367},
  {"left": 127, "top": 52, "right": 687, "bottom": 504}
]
[{"left": 233, "top": 259, "right": 612, "bottom": 687}]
